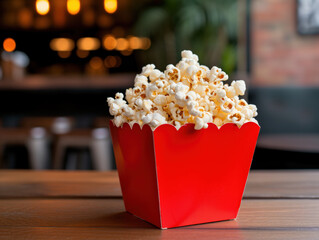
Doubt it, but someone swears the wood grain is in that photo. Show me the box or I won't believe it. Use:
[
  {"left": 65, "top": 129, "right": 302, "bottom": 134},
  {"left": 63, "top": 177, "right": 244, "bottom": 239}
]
[
  {"left": 1, "top": 170, "right": 319, "bottom": 199},
  {"left": 245, "top": 170, "right": 319, "bottom": 198},
  {"left": 0, "top": 170, "right": 121, "bottom": 198},
  {"left": 0, "top": 199, "right": 319, "bottom": 239},
  {"left": 1, "top": 170, "right": 319, "bottom": 239},
  {"left": 1, "top": 227, "right": 319, "bottom": 240}
]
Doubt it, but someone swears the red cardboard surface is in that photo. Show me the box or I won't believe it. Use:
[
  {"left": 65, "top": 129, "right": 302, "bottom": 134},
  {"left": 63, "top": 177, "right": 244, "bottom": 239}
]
[{"left": 110, "top": 121, "right": 260, "bottom": 229}]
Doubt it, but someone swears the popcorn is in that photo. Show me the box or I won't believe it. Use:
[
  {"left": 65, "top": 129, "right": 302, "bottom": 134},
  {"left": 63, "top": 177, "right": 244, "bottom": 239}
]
[
  {"left": 232, "top": 80, "right": 246, "bottom": 96},
  {"left": 165, "top": 64, "right": 181, "bottom": 82},
  {"left": 107, "top": 50, "right": 258, "bottom": 130},
  {"left": 149, "top": 69, "right": 163, "bottom": 82},
  {"left": 141, "top": 64, "right": 155, "bottom": 77}
]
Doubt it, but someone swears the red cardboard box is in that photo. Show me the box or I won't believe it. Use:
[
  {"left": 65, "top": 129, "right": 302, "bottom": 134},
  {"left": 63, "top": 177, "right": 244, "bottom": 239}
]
[{"left": 110, "top": 121, "right": 260, "bottom": 229}]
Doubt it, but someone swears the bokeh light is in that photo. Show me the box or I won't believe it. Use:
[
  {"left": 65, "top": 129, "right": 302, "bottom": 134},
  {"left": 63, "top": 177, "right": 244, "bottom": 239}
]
[
  {"left": 50, "top": 38, "right": 75, "bottom": 51},
  {"left": 104, "top": 0, "right": 117, "bottom": 14},
  {"left": 121, "top": 50, "right": 132, "bottom": 56},
  {"left": 36, "top": 0, "right": 50, "bottom": 15},
  {"left": 3, "top": 38, "right": 16, "bottom": 52},
  {"left": 77, "top": 37, "right": 100, "bottom": 51},
  {"left": 141, "top": 38, "right": 151, "bottom": 50},
  {"left": 67, "top": 0, "right": 80, "bottom": 15},
  {"left": 104, "top": 55, "right": 121, "bottom": 68},
  {"left": 103, "top": 35, "right": 117, "bottom": 50},
  {"left": 18, "top": 8, "right": 33, "bottom": 29},
  {"left": 115, "top": 38, "right": 129, "bottom": 51},
  {"left": 128, "top": 36, "right": 142, "bottom": 50},
  {"left": 57, "top": 51, "right": 71, "bottom": 58},
  {"left": 89, "top": 57, "right": 103, "bottom": 70},
  {"left": 76, "top": 49, "right": 89, "bottom": 58}
]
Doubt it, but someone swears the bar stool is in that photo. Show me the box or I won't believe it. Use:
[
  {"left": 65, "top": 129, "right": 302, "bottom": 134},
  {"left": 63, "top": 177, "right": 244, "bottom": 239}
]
[
  {"left": 0, "top": 127, "right": 50, "bottom": 169},
  {"left": 52, "top": 127, "right": 112, "bottom": 170}
]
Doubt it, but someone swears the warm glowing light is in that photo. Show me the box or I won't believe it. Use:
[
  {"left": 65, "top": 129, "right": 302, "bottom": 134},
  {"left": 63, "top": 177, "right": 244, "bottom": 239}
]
[
  {"left": 90, "top": 57, "right": 103, "bottom": 70},
  {"left": 115, "top": 38, "right": 129, "bottom": 51},
  {"left": 58, "top": 51, "right": 71, "bottom": 58},
  {"left": 76, "top": 49, "right": 89, "bottom": 58},
  {"left": 128, "top": 36, "right": 142, "bottom": 50},
  {"left": 141, "top": 38, "right": 151, "bottom": 50},
  {"left": 77, "top": 37, "right": 100, "bottom": 51},
  {"left": 103, "top": 35, "right": 117, "bottom": 50},
  {"left": 67, "top": 0, "right": 80, "bottom": 15},
  {"left": 36, "top": 0, "right": 50, "bottom": 15},
  {"left": 18, "top": 8, "right": 33, "bottom": 28},
  {"left": 121, "top": 50, "right": 132, "bottom": 56},
  {"left": 50, "top": 38, "right": 75, "bottom": 51},
  {"left": 104, "top": 0, "right": 117, "bottom": 14},
  {"left": 104, "top": 55, "right": 121, "bottom": 68},
  {"left": 3, "top": 38, "right": 16, "bottom": 52}
]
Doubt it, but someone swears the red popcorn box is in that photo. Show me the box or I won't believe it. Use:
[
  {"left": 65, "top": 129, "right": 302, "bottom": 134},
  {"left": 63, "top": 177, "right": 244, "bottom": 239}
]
[{"left": 110, "top": 121, "right": 260, "bottom": 229}]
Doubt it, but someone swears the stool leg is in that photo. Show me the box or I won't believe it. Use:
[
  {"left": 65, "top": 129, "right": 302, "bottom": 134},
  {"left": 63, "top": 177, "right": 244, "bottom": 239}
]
[
  {"left": 27, "top": 138, "right": 50, "bottom": 169},
  {"left": 91, "top": 138, "right": 112, "bottom": 170},
  {"left": 53, "top": 140, "right": 65, "bottom": 169}
]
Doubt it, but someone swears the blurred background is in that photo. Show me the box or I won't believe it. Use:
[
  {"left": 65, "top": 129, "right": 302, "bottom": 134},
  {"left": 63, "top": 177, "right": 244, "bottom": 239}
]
[{"left": 0, "top": 0, "right": 319, "bottom": 170}]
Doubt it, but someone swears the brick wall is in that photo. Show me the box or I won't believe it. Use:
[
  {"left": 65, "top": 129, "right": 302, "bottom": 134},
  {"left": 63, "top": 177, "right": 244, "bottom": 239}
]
[{"left": 251, "top": 0, "right": 319, "bottom": 86}]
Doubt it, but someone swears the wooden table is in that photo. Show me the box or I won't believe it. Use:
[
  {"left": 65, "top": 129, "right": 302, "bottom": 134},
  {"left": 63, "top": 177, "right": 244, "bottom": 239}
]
[{"left": 0, "top": 170, "right": 318, "bottom": 239}]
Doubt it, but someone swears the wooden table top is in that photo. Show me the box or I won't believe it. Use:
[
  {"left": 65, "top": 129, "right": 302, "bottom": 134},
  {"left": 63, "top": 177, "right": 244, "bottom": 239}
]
[{"left": 0, "top": 170, "right": 318, "bottom": 239}]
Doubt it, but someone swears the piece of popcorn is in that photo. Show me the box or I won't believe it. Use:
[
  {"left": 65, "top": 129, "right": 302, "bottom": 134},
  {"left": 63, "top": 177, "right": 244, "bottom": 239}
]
[
  {"left": 142, "top": 99, "right": 154, "bottom": 112},
  {"left": 187, "top": 101, "right": 204, "bottom": 117},
  {"left": 146, "top": 83, "right": 158, "bottom": 99},
  {"left": 113, "top": 115, "right": 127, "bottom": 127},
  {"left": 107, "top": 94, "right": 127, "bottom": 116},
  {"left": 207, "top": 66, "right": 228, "bottom": 82},
  {"left": 170, "top": 105, "right": 189, "bottom": 122},
  {"left": 122, "top": 105, "right": 135, "bottom": 118},
  {"left": 185, "top": 91, "right": 199, "bottom": 102},
  {"left": 237, "top": 99, "right": 248, "bottom": 108},
  {"left": 232, "top": 80, "right": 246, "bottom": 96},
  {"left": 185, "top": 65, "right": 199, "bottom": 78},
  {"left": 227, "top": 111, "right": 245, "bottom": 126},
  {"left": 213, "top": 106, "right": 228, "bottom": 120},
  {"left": 149, "top": 69, "right": 164, "bottom": 82},
  {"left": 154, "top": 95, "right": 167, "bottom": 106},
  {"left": 134, "top": 74, "right": 149, "bottom": 90},
  {"left": 141, "top": 64, "right": 155, "bottom": 77},
  {"left": 134, "top": 98, "right": 143, "bottom": 109},
  {"left": 181, "top": 50, "right": 199, "bottom": 62},
  {"left": 125, "top": 88, "right": 134, "bottom": 104},
  {"left": 165, "top": 64, "right": 181, "bottom": 82},
  {"left": 193, "top": 84, "right": 209, "bottom": 97},
  {"left": 194, "top": 112, "right": 212, "bottom": 130},
  {"left": 241, "top": 107, "right": 254, "bottom": 119},
  {"left": 209, "top": 80, "right": 223, "bottom": 90},
  {"left": 224, "top": 84, "right": 237, "bottom": 98},
  {"left": 221, "top": 98, "right": 235, "bottom": 113},
  {"left": 175, "top": 82, "right": 189, "bottom": 94},
  {"left": 149, "top": 112, "right": 167, "bottom": 129},
  {"left": 248, "top": 104, "right": 258, "bottom": 117},
  {"left": 176, "top": 61, "right": 189, "bottom": 76},
  {"left": 213, "top": 117, "right": 223, "bottom": 127},
  {"left": 108, "top": 101, "right": 121, "bottom": 116}
]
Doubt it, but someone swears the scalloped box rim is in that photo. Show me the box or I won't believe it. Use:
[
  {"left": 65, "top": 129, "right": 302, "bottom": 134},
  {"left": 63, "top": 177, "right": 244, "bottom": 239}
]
[{"left": 112, "top": 121, "right": 260, "bottom": 132}]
